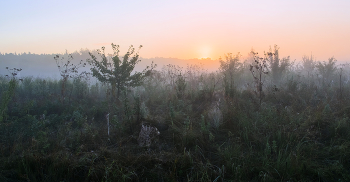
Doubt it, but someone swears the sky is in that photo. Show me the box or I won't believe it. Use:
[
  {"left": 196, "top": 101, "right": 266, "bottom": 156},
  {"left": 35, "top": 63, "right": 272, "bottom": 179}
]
[{"left": 1, "top": 0, "right": 350, "bottom": 63}]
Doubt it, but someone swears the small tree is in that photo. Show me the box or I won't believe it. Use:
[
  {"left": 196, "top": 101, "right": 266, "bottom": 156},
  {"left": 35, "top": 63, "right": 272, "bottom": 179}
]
[
  {"left": 302, "top": 54, "right": 316, "bottom": 74},
  {"left": 301, "top": 54, "right": 316, "bottom": 86},
  {"left": 87, "top": 44, "right": 154, "bottom": 103},
  {"left": 219, "top": 53, "right": 243, "bottom": 98},
  {"left": 267, "top": 45, "right": 290, "bottom": 84},
  {"left": 316, "top": 57, "right": 337, "bottom": 86}
]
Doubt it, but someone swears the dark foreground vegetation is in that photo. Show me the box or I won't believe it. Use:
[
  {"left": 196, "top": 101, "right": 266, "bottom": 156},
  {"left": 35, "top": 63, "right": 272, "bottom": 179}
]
[{"left": 1, "top": 45, "right": 350, "bottom": 181}]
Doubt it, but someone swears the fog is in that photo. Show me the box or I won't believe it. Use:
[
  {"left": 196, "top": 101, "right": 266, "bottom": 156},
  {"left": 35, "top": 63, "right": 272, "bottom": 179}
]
[
  {"left": 2, "top": 46, "right": 350, "bottom": 181},
  {"left": 0, "top": 49, "right": 222, "bottom": 79}
]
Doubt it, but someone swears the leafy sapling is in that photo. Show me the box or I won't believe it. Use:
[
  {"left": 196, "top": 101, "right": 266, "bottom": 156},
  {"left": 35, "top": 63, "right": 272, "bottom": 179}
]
[{"left": 87, "top": 44, "right": 155, "bottom": 102}]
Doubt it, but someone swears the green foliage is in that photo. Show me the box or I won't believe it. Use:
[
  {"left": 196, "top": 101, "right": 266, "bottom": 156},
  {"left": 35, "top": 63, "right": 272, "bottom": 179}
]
[
  {"left": 72, "top": 110, "right": 86, "bottom": 128},
  {"left": 200, "top": 114, "right": 209, "bottom": 134},
  {"left": 219, "top": 53, "right": 242, "bottom": 97},
  {"left": 302, "top": 54, "right": 316, "bottom": 73},
  {"left": 316, "top": 57, "right": 337, "bottom": 85},
  {"left": 0, "top": 82, "right": 15, "bottom": 123},
  {"left": 2, "top": 46, "right": 350, "bottom": 181},
  {"left": 0, "top": 71, "right": 19, "bottom": 123},
  {"left": 169, "top": 101, "right": 175, "bottom": 125},
  {"left": 175, "top": 73, "right": 186, "bottom": 99},
  {"left": 123, "top": 90, "right": 132, "bottom": 122},
  {"left": 87, "top": 44, "right": 154, "bottom": 100},
  {"left": 267, "top": 45, "right": 291, "bottom": 84}
]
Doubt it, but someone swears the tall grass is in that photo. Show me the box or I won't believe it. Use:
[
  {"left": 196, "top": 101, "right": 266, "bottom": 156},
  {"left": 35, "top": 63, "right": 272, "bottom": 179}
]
[{"left": 1, "top": 55, "right": 350, "bottom": 181}]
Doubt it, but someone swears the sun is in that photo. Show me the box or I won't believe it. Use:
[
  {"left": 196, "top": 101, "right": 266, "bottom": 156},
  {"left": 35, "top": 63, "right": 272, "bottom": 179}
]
[{"left": 198, "top": 46, "right": 211, "bottom": 59}]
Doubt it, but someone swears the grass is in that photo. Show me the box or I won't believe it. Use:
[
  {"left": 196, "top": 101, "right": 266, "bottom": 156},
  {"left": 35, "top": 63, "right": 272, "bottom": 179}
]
[{"left": 1, "top": 59, "right": 350, "bottom": 181}]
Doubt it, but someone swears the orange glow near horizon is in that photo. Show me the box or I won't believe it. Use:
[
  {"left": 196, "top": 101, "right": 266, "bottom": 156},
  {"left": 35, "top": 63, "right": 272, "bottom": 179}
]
[
  {"left": 198, "top": 45, "right": 212, "bottom": 59},
  {"left": 1, "top": 1, "right": 350, "bottom": 64}
]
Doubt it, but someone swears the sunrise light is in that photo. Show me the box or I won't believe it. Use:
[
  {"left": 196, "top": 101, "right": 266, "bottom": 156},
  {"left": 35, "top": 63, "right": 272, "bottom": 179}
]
[
  {"left": 2, "top": 1, "right": 350, "bottom": 180},
  {"left": 198, "top": 45, "right": 212, "bottom": 59},
  {"left": 0, "top": 0, "right": 349, "bottom": 65}
]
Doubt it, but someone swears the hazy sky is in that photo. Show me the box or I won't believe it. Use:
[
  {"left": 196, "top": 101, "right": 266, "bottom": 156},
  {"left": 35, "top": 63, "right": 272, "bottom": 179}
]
[{"left": 1, "top": 0, "right": 350, "bottom": 62}]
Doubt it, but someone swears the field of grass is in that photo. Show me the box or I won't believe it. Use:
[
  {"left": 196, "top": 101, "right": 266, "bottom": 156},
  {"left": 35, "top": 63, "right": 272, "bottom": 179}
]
[{"left": 1, "top": 52, "right": 350, "bottom": 181}]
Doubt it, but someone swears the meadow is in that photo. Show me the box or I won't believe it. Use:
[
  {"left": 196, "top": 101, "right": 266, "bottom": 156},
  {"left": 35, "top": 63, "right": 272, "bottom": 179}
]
[{"left": 1, "top": 46, "right": 350, "bottom": 181}]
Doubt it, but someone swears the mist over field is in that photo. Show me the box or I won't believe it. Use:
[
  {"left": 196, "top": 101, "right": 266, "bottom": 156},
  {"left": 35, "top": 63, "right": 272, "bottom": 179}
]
[
  {"left": 0, "top": 50, "right": 221, "bottom": 78},
  {"left": 1, "top": 44, "right": 350, "bottom": 181},
  {"left": 1, "top": 0, "right": 350, "bottom": 181},
  {"left": 1, "top": 47, "right": 348, "bottom": 79}
]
